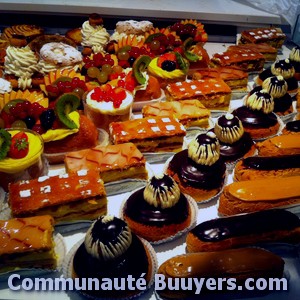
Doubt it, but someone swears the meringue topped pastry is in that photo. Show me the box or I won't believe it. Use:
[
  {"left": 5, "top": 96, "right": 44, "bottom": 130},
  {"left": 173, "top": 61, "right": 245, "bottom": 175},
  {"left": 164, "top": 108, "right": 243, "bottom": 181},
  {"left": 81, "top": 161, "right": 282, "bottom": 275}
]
[
  {"left": 72, "top": 215, "right": 153, "bottom": 298},
  {"left": 123, "top": 174, "right": 191, "bottom": 242}
]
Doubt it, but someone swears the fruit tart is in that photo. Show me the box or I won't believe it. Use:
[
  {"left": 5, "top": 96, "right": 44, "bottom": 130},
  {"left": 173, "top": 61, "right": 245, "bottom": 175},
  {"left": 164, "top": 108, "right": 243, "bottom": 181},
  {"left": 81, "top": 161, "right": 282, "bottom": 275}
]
[{"left": 0, "top": 128, "right": 47, "bottom": 191}]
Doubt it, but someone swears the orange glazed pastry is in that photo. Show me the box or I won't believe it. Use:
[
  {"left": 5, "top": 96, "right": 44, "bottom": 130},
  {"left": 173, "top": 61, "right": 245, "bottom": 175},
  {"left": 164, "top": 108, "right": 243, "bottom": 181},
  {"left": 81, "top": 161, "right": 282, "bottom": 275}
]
[
  {"left": 142, "top": 99, "right": 211, "bottom": 128},
  {"left": 109, "top": 116, "right": 186, "bottom": 152},
  {"left": 165, "top": 78, "right": 232, "bottom": 111},
  {"left": 0, "top": 215, "right": 57, "bottom": 272},
  {"left": 157, "top": 248, "right": 284, "bottom": 299},
  {"left": 9, "top": 170, "right": 107, "bottom": 223},
  {"left": 218, "top": 176, "right": 300, "bottom": 216},
  {"left": 64, "top": 143, "right": 148, "bottom": 183},
  {"left": 256, "top": 135, "right": 300, "bottom": 156},
  {"left": 122, "top": 174, "right": 192, "bottom": 242}
]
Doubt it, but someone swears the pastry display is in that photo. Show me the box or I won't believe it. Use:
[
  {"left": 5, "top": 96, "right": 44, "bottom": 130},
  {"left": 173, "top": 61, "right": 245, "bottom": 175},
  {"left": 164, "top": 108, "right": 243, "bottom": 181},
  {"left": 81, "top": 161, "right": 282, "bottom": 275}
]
[
  {"left": 218, "top": 176, "right": 300, "bottom": 216},
  {"left": 167, "top": 132, "right": 226, "bottom": 202},
  {"left": 157, "top": 248, "right": 284, "bottom": 299},
  {"left": 142, "top": 99, "right": 211, "bottom": 128},
  {"left": 212, "top": 113, "right": 255, "bottom": 164},
  {"left": 8, "top": 170, "right": 107, "bottom": 223},
  {"left": 210, "top": 47, "right": 265, "bottom": 72},
  {"left": 165, "top": 78, "right": 232, "bottom": 111},
  {"left": 72, "top": 215, "right": 154, "bottom": 298},
  {"left": 109, "top": 116, "right": 186, "bottom": 152},
  {"left": 289, "top": 45, "right": 300, "bottom": 80},
  {"left": 238, "top": 27, "right": 286, "bottom": 48},
  {"left": 0, "top": 128, "right": 47, "bottom": 191},
  {"left": 257, "top": 58, "right": 298, "bottom": 93},
  {"left": 64, "top": 142, "right": 148, "bottom": 183},
  {"left": 0, "top": 215, "right": 58, "bottom": 273},
  {"left": 234, "top": 154, "right": 300, "bottom": 181},
  {"left": 190, "top": 66, "right": 248, "bottom": 91},
  {"left": 232, "top": 89, "right": 280, "bottom": 140},
  {"left": 84, "top": 84, "right": 133, "bottom": 132},
  {"left": 256, "top": 134, "right": 300, "bottom": 156},
  {"left": 186, "top": 209, "right": 300, "bottom": 253},
  {"left": 122, "top": 174, "right": 192, "bottom": 242}
]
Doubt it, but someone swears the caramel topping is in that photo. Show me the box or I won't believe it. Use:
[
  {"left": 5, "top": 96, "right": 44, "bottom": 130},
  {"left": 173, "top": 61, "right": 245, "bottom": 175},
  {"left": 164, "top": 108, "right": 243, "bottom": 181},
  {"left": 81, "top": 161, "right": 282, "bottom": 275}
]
[
  {"left": 262, "top": 75, "right": 288, "bottom": 98},
  {"left": 271, "top": 59, "right": 295, "bottom": 79},
  {"left": 143, "top": 174, "right": 180, "bottom": 209},
  {"left": 227, "top": 176, "right": 300, "bottom": 201},
  {"left": 214, "top": 113, "right": 244, "bottom": 144},
  {"left": 84, "top": 215, "right": 132, "bottom": 261},
  {"left": 267, "top": 135, "right": 300, "bottom": 149},
  {"left": 160, "top": 248, "right": 283, "bottom": 278},
  {"left": 245, "top": 89, "right": 274, "bottom": 114},
  {"left": 188, "top": 132, "right": 220, "bottom": 166}
]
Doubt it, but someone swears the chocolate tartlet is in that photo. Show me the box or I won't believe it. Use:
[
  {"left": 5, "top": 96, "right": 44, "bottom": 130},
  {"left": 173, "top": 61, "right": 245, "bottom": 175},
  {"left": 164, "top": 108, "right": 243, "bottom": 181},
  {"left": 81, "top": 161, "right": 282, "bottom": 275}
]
[
  {"left": 123, "top": 174, "right": 191, "bottom": 242},
  {"left": 232, "top": 89, "right": 280, "bottom": 139},
  {"left": 72, "top": 215, "right": 153, "bottom": 298},
  {"left": 213, "top": 113, "right": 255, "bottom": 163},
  {"left": 258, "top": 58, "right": 298, "bottom": 92},
  {"left": 167, "top": 132, "right": 226, "bottom": 202}
]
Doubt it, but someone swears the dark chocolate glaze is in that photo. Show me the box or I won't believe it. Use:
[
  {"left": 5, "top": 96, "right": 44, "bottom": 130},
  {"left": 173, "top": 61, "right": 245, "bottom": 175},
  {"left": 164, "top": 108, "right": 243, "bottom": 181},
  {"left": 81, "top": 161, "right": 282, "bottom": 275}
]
[
  {"left": 258, "top": 68, "right": 273, "bottom": 81},
  {"left": 90, "top": 217, "right": 127, "bottom": 246},
  {"left": 273, "top": 59, "right": 294, "bottom": 71},
  {"left": 190, "top": 209, "right": 300, "bottom": 242},
  {"left": 241, "top": 154, "right": 300, "bottom": 170},
  {"left": 215, "top": 131, "right": 254, "bottom": 161},
  {"left": 273, "top": 93, "right": 293, "bottom": 113},
  {"left": 148, "top": 174, "right": 175, "bottom": 195},
  {"left": 232, "top": 106, "right": 278, "bottom": 129},
  {"left": 290, "top": 60, "right": 300, "bottom": 73},
  {"left": 123, "top": 187, "right": 189, "bottom": 226},
  {"left": 168, "top": 149, "right": 226, "bottom": 189},
  {"left": 268, "top": 75, "right": 287, "bottom": 89},
  {"left": 73, "top": 234, "right": 149, "bottom": 297},
  {"left": 286, "top": 120, "right": 300, "bottom": 132},
  {"left": 217, "top": 114, "right": 240, "bottom": 128}
]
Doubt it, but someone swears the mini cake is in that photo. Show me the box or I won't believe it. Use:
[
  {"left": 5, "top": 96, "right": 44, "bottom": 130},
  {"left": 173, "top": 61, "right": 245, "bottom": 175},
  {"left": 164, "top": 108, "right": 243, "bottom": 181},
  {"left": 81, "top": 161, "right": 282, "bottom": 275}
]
[
  {"left": 147, "top": 52, "right": 188, "bottom": 89},
  {"left": 186, "top": 209, "right": 300, "bottom": 253},
  {"left": 257, "top": 59, "right": 298, "bottom": 93},
  {"left": 232, "top": 89, "right": 280, "bottom": 140},
  {"left": 212, "top": 113, "right": 255, "bottom": 165},
  {"left": 289, "top": 45, "right": 300, "bottom": 80},
  {"left": 218, "top": 176, "right": 300, "bottom": 216},
  {"left": 234, "top": 154, "right": 300, "bottom": 181},
  {"left": 165, "top": 78, "right": 232, "bottom": 111},
  {"left": 167, "top": 132, "right": 226, "bottom": 202},
  {"left": 72, "top": 215, "right": 154, "bottom": 298},
  {"left": 0, "top": 128, "right": 47, "bottom": 192},
  {"left": 64, "top": 143, "right": 148, "bottom": 183},
  {"left": 0, "top": 215, "right": 57, "bottom": 273},
  {"left": 282, "top": 119, "right": 300, "bottom": 135},
  {"left": 84, "top": 85, "right": 133, "bottom": 132},
  {"left": 142, "top": 99, "right": 211, "bottom": 128},
  {"left": 81, "top": 13, "right": 110, "bottom": 54},
  {"left": 122, "top": 174, "right": 192, "bottom": 242},
  {"left": 261, "top": 75, "right": 293, "bottom": 115},
  {"left": 256, "top": 134, "right": 300, "bottom": 156}
]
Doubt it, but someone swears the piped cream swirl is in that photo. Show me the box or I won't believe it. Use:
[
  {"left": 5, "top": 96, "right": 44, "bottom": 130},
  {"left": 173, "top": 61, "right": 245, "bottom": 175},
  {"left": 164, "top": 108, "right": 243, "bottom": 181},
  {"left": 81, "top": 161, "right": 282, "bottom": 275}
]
[
  {"left": 214, "top": 113, "right": 244, "bottom": 144},
  {"left": 84, "top": 215, "right": 132, "bottom": 261},
  {"left": 188, "top": 132, "right": 220, "bottom": 166},
  {"left": 143, "top": 174, "right": 181, "bottom": 209},
  {"left": 245, "top": 89, "right": 274, "bottom": 114}
]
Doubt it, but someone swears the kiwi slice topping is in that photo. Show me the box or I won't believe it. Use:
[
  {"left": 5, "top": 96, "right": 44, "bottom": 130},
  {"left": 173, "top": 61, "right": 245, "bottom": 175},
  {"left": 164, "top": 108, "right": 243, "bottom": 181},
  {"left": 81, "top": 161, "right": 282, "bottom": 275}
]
[
  {"left": 144, "top": 33, "right": 164, "bottom": 44},
  {"left": 55, "top": 93, "right": 80, "bottom": 129},
  {"left": 53, "top": 76, "right": 72, "bottom": 85},
  {"left": 175, "top": 51, "right": 189, "bottom": 72},
  {"left": 133, "top": 55, "right": 151, "bottom": 85},
  {"left": 183, "top": 37, "right": 200, "bottom": 62},
  {"left": 0, "top": 129, "right": 12, "bottom": 160}
]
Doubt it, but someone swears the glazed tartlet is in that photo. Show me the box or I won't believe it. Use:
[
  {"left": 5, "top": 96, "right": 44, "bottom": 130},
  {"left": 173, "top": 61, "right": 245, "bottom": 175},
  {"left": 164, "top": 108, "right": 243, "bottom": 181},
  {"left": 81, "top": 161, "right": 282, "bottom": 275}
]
[
  {"left": 167, "top": 132, "right": 226, "bottom": 202},
  {"left": 122, "top": 174, "right": 193, "bottom": 242},
  {"left": 71, "top": 215, "right": 155, "bottom": 299},
  {"left": 0, "top": 129, "right": 47, "bottom": 191}
]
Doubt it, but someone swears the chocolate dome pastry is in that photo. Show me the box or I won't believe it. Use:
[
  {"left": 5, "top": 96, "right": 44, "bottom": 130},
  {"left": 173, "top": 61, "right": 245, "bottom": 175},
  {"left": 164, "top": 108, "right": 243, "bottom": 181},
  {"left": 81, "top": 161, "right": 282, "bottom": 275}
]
[
  {"left": 167, "top": 132, "right": 226, "bottom": 202},
  {"left": 232, "top": 89, "right": 280, "bottom": 139},
  {"left": 123, "top": 174, "right": 192, "bottom": 242},
  {"left": 213, "top": 113, "right": 255, "bottom": 164},
  {"left": 262, "top": 75, "right": 293, "bottom": 115},
  {"left": 289, "top": 46, "right": 300, "bottom": 80},
  {"left": 72, "top": 215, "right": 154, "bottom": 298}
]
